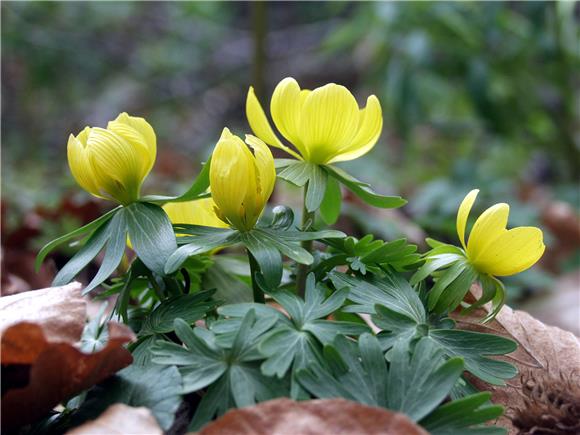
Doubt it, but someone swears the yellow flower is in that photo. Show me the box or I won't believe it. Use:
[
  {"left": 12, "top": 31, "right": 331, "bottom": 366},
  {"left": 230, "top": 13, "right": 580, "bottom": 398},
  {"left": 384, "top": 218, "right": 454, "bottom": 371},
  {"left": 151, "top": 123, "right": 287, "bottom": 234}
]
[
  {"left": 209, "top": 128, "right": 276, "bottom": 231},
  {"left": 457, "top": 189, "right": 545, "bottom": 276},
  {"left": 246, "top": 77, "right": 383, "bottom": 164},
  {"left": 163, "top": 198, "right": 227, "bottom": 229},
  {"left": 67, "top": 112, "right": 156, "bottom": 205}
]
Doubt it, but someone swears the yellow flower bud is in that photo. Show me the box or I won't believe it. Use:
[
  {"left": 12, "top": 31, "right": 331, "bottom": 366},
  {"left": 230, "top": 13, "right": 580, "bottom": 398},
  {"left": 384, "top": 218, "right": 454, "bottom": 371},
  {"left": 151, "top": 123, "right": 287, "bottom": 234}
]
[
  {"left": 457, "top": 189, "right": 545, "bottom": 277},
  {"left": 209, "top": 128, "right": 276, "bottom": 231},
  {"left": 246, "top": 77, "right": 383, "bottom": 164},
  {"left": 163, "top": 198, "right": 227, "bottom": 229},
  {"left": 67, "top": 112, "right": 156, "bottom": 205}
]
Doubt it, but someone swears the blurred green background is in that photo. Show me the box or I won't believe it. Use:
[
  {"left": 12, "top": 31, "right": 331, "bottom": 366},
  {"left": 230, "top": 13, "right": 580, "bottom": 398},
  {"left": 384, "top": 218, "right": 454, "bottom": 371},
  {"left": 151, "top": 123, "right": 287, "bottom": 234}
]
[{"left": 2, "top": 2, "right": 579, "bottom": 331}]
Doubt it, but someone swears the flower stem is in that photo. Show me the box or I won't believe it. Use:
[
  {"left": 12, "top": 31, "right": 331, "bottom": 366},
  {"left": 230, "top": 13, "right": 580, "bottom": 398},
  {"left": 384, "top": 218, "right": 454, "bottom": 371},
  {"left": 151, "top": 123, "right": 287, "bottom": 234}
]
[
  {"left": 296, "top": 184, "right": 315, "bottom": 298},
  {"left": 248, "top": 250, "right": 265, "bottom": 303}
]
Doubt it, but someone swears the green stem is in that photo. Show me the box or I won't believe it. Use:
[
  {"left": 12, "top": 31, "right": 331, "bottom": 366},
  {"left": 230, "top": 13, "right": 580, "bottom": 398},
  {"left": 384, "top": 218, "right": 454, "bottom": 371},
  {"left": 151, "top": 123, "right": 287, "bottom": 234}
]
[
  {"left": 248, "top": 250, "right": 265, "bottom": 303},
  {"left": 296, "top": 184, "right": 315, "bottom": 298},
  {"left": 146, "top": 271, "right": 165, "bottom": 301}
]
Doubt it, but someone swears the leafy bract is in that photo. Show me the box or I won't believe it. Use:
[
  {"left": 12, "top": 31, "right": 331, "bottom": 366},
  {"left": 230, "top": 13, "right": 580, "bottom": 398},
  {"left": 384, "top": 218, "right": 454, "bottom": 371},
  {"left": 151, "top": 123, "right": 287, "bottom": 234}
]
[
  {"left": 125, "top": 202, "right": 177, "bottom": 276},
  {"left": 164, "top": 222, "right": 344, "bottom": 288},
  {"left": 324, "top": 164, "right": 407, "bottom": 209},
  {"left": 35, "top": 206, "right": 121, "bottom": 272},
  {"left": 141, "top": 157, "right": 211, "bottom": 204}
]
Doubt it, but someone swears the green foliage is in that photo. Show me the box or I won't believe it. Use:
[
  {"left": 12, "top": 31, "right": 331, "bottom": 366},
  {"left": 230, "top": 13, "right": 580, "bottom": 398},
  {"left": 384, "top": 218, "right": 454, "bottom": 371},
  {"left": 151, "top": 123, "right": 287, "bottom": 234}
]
[
  {"left": 151, "top": 313, "right": 288, "bottom": 431},
  {"left": 330, "top": 272, "right": 517, "bottom": 385},
  {"left": 297, "top": 335, "right": 504, "bottom": 433},
  {"left": 322, "top": 235, "right": 422, "bottom": 276},
  {"left": 70, "top": 363, "right": 182, "bottom": 431}
]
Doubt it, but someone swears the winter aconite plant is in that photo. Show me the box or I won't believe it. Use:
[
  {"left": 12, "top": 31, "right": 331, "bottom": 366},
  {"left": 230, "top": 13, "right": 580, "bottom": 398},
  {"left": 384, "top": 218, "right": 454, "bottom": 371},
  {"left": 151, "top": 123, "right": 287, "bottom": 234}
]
[{"left": 36, "top": 77, "right": 545, "bottom": 433}]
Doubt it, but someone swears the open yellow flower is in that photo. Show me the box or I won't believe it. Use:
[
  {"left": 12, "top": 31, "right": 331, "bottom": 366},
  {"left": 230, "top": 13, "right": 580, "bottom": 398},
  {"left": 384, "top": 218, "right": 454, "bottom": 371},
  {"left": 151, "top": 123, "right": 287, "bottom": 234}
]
[
  {"left": 163, "top": 198, "right": 227, "bottom": 229},
  {"left": 457, "top": 189, "right": 545, "bottom": 276},
  {"left": 246, "top": 77, "right": 383, "bottom": 164},
  {"left": 67, "top": 112, "right": 156, "bottom": 205},
  {"left": 209, "top": 128, "right": 276, "bottom": 231}
]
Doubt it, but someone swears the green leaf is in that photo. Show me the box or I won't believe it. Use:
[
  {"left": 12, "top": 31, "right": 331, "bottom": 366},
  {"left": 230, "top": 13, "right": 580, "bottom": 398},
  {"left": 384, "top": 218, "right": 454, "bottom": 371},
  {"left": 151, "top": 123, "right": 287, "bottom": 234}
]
[
  {"left": 428, "top": 329, "right": 517, "bottom": 385},
  {"left": 277, "top": 160, "right": 314, "bottom": 186},
  {"left": 274, "top": 158, "right": 298, "bottom": 169},
  {"left": 83, "top": 209, "right": 128, "bottom": 294},
  {"left": 305, "top": 164, "right": 327, "bottom": 212},
  {"left": 410, "top": 253, "right": 463, "bottom": 285},
  {"left": 35, "top": 206, "right": 120, "bottom": 272},
  {"left": 324, "top": 165, "right": 407, "bottom": 208},
  {"left": 140, "top": 290, "right": 217, "bottom": 336},
  {"left": 257, "top": 275, "right": 368, "bottom": 397},
  {"left": 330, "top": 271, "right": 426, "bottom": 323},
  {"left": 297, "top": 334, "right": 494, "bottom": 429},
  {"left": 252, "top": 229, "right": 314, "bottom": 265},
  {"left": 387, "top": 338, "right": 464, "bottom": 421},
  {"left": 203, "top": 260, "right": 252, "bottom": 304},
  {"left": 240, "top": 231, "right": 283, "bottom": 288},
  {"left": 432, "top": 264, "right": 478, "bottom": 314},
  {"left": 320, "top": 176, "right": 342, "bottom": 225},
  {"left": 277, "top": 161, "right": 328, "bottom": 211},
  {"left": 427, "top": 260, "right": 469, "bottom": 311},
  {"left": 420, "top": 392, "right": 505, "bottom": 435},
  {"left": 126, "top": 202, "right": 177, "bottom": 275},
  {"left": 142, "top": 158, "right": 211, "bottom": 203},
  {"left": 52, "top": 216, "right": 113, "bottom": 287},
  {"left": 70, "top": 363, "right": 182, "bottom": 431},
  {"left": 152, "top": 314, "right": 286, "bottom": 431},
  {"left": 165, "top": 227, "right": 239, "bottom": 274},
  {"left": 322, "top": 235, "right": 421, "bottom": 274}
]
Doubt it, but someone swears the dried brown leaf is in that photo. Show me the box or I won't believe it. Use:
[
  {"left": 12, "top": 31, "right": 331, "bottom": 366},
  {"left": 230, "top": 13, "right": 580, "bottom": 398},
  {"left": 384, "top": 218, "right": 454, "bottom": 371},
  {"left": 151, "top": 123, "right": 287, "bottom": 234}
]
[
  {"left": 195, "top": 398, "right": 427, "bottom": 435},
  {"left": 0, "top": 282, "right": 86, "bottom": 362},
  {"left": 454, "top": 287, "right": 580, "bottom": 434},
  {"left": 66, "top": 404, "right": 163, "bottom": 435},
  {"left": 1, "top": 283, "right": 136, "bottom": 430}
]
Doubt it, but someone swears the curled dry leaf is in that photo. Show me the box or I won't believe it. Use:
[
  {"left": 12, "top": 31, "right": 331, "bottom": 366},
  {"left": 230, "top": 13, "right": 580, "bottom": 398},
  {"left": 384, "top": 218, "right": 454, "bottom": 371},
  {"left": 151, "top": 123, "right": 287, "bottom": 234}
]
[
  {"left": 454, "top": 286, "right": 580, "bottom": 435},
  {"left": 1, "top": 283, "right": 136, "bottom": 430},
  {"left": 66, "top": 404, "right": 162, "bottom": 435},
  {"left": 195, "top": 398, "right": 428, "bottom": 435},
  {"left": 0, "top": 282, "right": 86, "bottom": 352}
]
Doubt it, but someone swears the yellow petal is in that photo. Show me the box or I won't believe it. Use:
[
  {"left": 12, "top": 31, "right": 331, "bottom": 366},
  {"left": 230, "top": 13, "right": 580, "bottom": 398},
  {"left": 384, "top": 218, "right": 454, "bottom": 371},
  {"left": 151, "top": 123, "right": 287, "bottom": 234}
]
[
  {"left": 163, "top": 198, "right": 227, "bottom": 228},
  {"left": 86, "top": 127, "right": 143, "bottom": 204},
  {"left": 67, "top": 128, "right": 103, "bottom": 199},
  {"left": 245, "top": 134, "right": 276, "bottom": 207},
  {"left": 107, "top": 112, "right": 156, "bottom": 180},
  {"left": 328, "top": 95, "right": 383, "bottom": 163},
  {"left": 456, "top": 189, "right": 479, "bottom": 250},
  {"left": 246, "top": 86, "right": 302, "bottom": 160},
  {"left": 210, "top": 128, "right": 258, "bottom": 231},
  {"left": 467, "top": 203, "right": 510, "bottom": 260},
  {"left": 471, "top": 227, "right": 545, "bottom": 276},
  {"left": 299, "top": 83, "right": 360, "bottom": 164},
  {"left": 270, "top": 77, "right": 310, "bottom": 157}
]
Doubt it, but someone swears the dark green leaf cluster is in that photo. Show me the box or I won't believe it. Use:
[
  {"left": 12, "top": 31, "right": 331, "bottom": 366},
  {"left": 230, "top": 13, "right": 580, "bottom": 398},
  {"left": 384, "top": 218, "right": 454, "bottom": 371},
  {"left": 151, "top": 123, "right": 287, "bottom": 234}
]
[{"left": 320, "top": 234, "right": 422, "bottom": 276}]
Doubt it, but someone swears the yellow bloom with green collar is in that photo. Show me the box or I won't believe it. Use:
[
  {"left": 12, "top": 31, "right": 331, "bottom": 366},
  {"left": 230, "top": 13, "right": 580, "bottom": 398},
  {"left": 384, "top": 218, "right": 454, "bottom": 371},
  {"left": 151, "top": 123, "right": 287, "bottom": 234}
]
[
  {"left": 67, "top": 112, "right": 156, "bottom": 205},
  {"left": 457, "top": 189, "right": 545, "bottom": 277},
  {"left": 209, "top": 128, "right": 275, "bottom": 232},
  {"left": 246, "top": 77, "right": 383, "bottom": 164}
]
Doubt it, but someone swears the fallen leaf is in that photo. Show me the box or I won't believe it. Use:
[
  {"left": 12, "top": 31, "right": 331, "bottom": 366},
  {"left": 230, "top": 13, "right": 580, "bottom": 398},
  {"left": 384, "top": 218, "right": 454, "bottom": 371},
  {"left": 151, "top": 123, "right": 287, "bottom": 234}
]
[
  {"left": 1, "top": 283, "right": 136, "bottom": 431},
  {"left": 195, "top": 398, "right": 427, "bottom": 435},
  {"left": 0, "top": 282, "right": 86, "bottom": 362},
  {"left": 66, "top": 404, "right": 162, "bottom": 435},
  {"left": 454, "top": 287, "right": 580, "bottom": 434}
]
